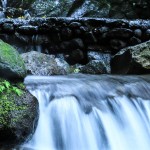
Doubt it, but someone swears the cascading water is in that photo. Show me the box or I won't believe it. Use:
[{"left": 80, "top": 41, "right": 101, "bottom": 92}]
[
  {"left": 1, "top": 0, "right": 7, "bottom": 11},
  {"left": 24, "top": 74, "right": 150, "bottom": 150}
]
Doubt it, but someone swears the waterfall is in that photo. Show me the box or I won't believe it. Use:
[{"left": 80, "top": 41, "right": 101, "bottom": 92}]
[
  {"left": 1, "top": 0, "right": 7, "bottom": 11},
  {"left": 24, "top": 74, "right": 150, "bottom": 150}
]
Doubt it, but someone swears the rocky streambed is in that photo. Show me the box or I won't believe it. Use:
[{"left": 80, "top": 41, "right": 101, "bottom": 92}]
[{"left": 0, "top": 16, "right": 150, "bottom": 150}]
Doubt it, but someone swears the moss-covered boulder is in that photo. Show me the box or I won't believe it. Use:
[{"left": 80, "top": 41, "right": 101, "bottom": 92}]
[
  {"left": 0, "top": 39, "right": 27, "bottom": 80},
  {"left": 111, "top": 40, "right": 150, "bottom": 74},
  {"left": 0, "top": 78, "right": 39, "bottom": 148}
]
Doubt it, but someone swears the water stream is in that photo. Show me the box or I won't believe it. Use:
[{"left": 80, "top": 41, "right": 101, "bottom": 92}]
[
  {"left": 1, "top": 0, "right": 7, "bottom": 11},
  {"left": 24, "top": 74, "right": 150, "bottom": 150}
]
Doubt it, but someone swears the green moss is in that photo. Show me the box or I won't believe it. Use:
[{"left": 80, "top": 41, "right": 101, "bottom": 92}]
[
  {"left": 0, "top": 78, "right": 27, "bottom": 126},
  {"left": 0, "top": 39, "right": 26, "bottom": 78}
]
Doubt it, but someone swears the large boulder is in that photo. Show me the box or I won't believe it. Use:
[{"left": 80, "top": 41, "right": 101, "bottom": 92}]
[
  {"left": 30, "top": 0, "right": 150, "bottom": 19},
  {"left": 0, "top": 39, "right": 27, "bottom": 80},
  {"left": 21, "top": 51, "right": 70, "bottom": 76},
  {"left": 1, "top": 0, "right": 150, "bottom": 19},
  {"left": 30, "top": 0, "right": 110, "bottom": 17},
  {"left": 80, "top": 60, "right": 108, "bottom": 74},
  {"left": 111, "top": 40, "right": 150, "bottom": 74},
  {"left": 0, "top": 78, "right": 39, "bottom": 148}
]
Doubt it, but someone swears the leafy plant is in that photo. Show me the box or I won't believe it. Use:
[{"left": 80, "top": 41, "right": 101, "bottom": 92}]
[
  {"left": 0, "top": 79, "right": 23, "bottom": 96},
  {"left": 0, "top": 79, "right": 26, "bottom": 125}
]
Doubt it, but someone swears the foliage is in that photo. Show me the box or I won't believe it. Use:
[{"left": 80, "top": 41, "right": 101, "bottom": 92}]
[
  {"left": 0, "top": 79, "right": 26, "bottom": 126},
  {"left": 0, "top": 80, "right": 23, "bottom": 96},
  {"left": 69, "top": 66, "right": 81, "bottom": 73}
]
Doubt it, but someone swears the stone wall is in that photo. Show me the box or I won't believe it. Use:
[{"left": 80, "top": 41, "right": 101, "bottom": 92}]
[
  {"left": 0, "top": 17, "right": 150, "bottom": 74},
  {"left": 0, "top": 18, "right": 150, "bottom": 54}
]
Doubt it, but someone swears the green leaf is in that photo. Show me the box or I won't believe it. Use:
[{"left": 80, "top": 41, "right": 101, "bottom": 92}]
[
  {"left": 74, "top": 68, "right": 80, "bottom": 73},
  {"left": 0, "top": 85, "right": 5, "bottom": 92},
  {"left": 16, "top": 89, "right": 23, "bottom": 96},
  {"left": 3, "top": 81, "right": 10, "bottom": 88}
]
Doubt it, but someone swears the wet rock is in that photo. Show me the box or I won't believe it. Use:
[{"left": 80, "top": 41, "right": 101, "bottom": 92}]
[
  {"left": 31, "top": 0, "right": 110, "bottom": 18},
  {"left": 84, "top": 31, "right": 97, "bottom": 44},
  {"left": 111, "top": 40, "right": 150, "bottom": 74},
  {"left": 5, "top": 7, "right": 25, "bottom": 18},
  {"left": 2, "top": 23, "right": 14, "bottom": 33},
  {"left": 95, "top": 26, "right": 109, "bottom": 34},
  {"left": 0, "top": 39, "right": 26, "bottom": 79},
  {"left": 16, "top": 26, "right": 38, "bottom": 35},
  {"left": 109, "top": 0, "right": 150, "bottom": 19},
  {"left": 134, "top": 29, "right": 142, "bottom": 38},
  {"left": 87, "top": 51, "right": 111, "bottom": 73},
  {"left": 60, "top": 38, "right": 84, "bottom": 51},
  {"left": 69, "top": 22, "right": 82, "bottom": 28},
  {"left": 21, "top": 51, "right": 70, "bottom": 75},
  {"left": 110, "top": 39, "right": 127, "bottom": 51},
  {"left": 80, "top": 60, "right": 108, "bottom": 74},
  {"left": 80, "top": 26, "right": 89, "bottom": 33},
  {"left": 106, "top": 28, "right": 133, "bottom": 39},
  {"left": 87, "top": 45, "right": 109, "bottom": 52},
  {"left": 65, "top": 49, "right": 85, "bottom": 65},
  {"left": 143, "top": 29, "right": 150, "bottom": 41},
  {"left": 129, "top": 36, "right": 141, "bottom": 46},
  {"left": 6, "top": 0, "right": 34, "bottom": 10},
  {"left": 61, "top": 27, "right": 73, "bottom": 41}
]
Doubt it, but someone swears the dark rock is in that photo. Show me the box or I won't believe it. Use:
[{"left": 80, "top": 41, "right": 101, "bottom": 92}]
[
  {"left": 111, "top": 40, "right": 150, "bottom": 74},
  {"left": 50, "top": 33, "right": 61, "bottom": 43},
  {"left": 87, "top": 45, "right": 109, "bottom": 52},
  {"left": 60, "top": 41, "right": 70, "bottom": 51},
  {"left": 65, "top": 49, "right": 85, "bottom": 65},
  {"left": 2, "top": 23, "right": 14, "bottom": 33},
  {"left": 129, "top": 36, "right": 141, "bottom": 46},
  {"left": 134, "top": 29, "right": 142, "bottom": 38},
  {"left": 80, "top": 60, "right": 108, "bottom": 74},
  {"left": 69, "top": 22, "right": 82, "bottom": 28},
  {"left": 31, "top": 0, "right": 111, "bottom": 18},
  {"left": 106, "top": 28, "right": 133, "bottom": 39},
  {"left": 71, "top": 38, "right": 84, "bottom": 49},
  {"left": 74, "top": 29, "right": 82, "bottom": 36},
  {"left": 16, "top": 26, "right": 38, "bottom": 35},
  {"left": 15, "top": 33, "right": 31, "bottom": 44},
  {"left": 110, "top": 39, "right": 127, "bottom": 51},
  {"left": 60, "top": 38, "right": 84, "bottom": 51},
  {"left": 6, "top": 0, "right": 34, "bottom": 10},
  {"left": 0, "top": 39, "right": 26, "bottom": 80},
  {"left": 84, "top": 31, "right": 97, "bottom": 44},
  {"left": 21, "top": 51, "right": 70, "bottom": 75},
  {"left": 96, "top": 26, "right": 109, "bottom": 34},
  {"left": 80, "top": 26, "right": 89, "bottom": 33},
  {"left": 5, "top": 7, "right": 25, "bottom": 18},
  {"left": 61, "top": 27, "right": 73, "bottom": 41},
  {"left": 143, "top": 29, "right": 150, "bottom": 41},
  {"left": 87, "top": 51, "right": 111, "bottom": 73}
]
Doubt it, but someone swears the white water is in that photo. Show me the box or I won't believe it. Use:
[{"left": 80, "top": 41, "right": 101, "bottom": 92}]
[
  {"left": 24, "top": 75, "right": 150, "bottom": 150},
  {"left": 1, "top": 0, "right": 7, "bottom": 11}
]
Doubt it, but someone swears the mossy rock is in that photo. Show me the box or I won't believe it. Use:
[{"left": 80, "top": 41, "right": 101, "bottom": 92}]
[
  {"left": 0, "top": 78, "right": 39, "bottom": 148},
  {"left": 111, "top": 40, "right": 150, "bottom": 74},
  {"left": 0, "top": 39, "right": 27, "bottom": 80}
]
